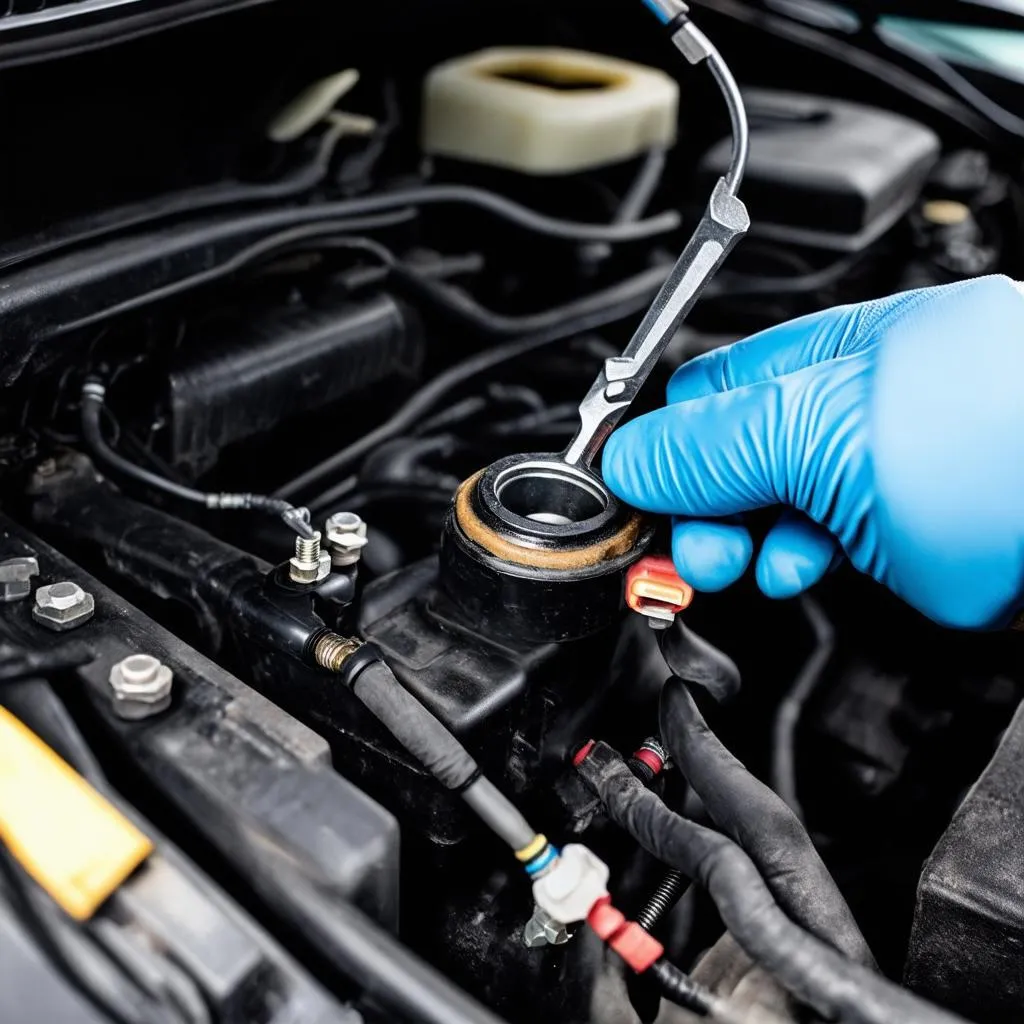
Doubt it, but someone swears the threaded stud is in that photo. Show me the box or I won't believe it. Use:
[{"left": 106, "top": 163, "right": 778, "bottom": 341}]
[
  {"left": 289, "top": 530, "right": 330, "bottom": 584},
  {"left": 295, "top": 532, "right": 321, "bottom": 562}
]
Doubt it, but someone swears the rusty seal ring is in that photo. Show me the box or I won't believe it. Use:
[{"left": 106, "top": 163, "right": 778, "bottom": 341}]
[{"left": 454, "top": 454, "right": 644, "bottom": 571}]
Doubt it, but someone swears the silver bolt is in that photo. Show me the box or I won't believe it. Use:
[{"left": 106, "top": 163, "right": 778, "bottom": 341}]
[
  {"left": 0, "top": 556, "right": 39, "bottom": 603},
  {"left": 522, "top": 906, "right": 570, "bottom": 948},
  {"left": 33, "top": 581, "right": 95, "bottom": 631},
  {"left": 325, "top": 512, "right": 369, "bottom": 567},
  {"left": 108, "top": 654, "right": 173, "bottom": 720},
  {"left": 289, "top": 530, "right": 332, "bottom": 584}
]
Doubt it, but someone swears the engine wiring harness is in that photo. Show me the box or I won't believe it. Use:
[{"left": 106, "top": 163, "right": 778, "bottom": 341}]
[{"left": 314, "top": 631, "right": 737, "bottom": 1018}]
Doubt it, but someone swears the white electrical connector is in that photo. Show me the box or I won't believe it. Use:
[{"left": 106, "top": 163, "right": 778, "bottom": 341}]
[{"left": 531, "top": 844, "right": 610, "bottom": 926}]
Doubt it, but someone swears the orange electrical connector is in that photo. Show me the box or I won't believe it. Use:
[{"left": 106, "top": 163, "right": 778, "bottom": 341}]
[{"left": 625, "top": 555, "right": 694, "bottom": 626}]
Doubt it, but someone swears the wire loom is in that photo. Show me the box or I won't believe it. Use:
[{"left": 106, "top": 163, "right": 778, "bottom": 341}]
[{"left": 574, "top": 738, "right": 967, "bottom": 1024}]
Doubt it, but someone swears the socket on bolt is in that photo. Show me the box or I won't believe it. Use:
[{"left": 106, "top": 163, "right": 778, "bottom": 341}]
[
  {"left": 33, "top": 581, "right": 95, "bottom": 631},
  {"left": 108, "top": 654, "right": 174, "bottom": 719},
  {"left": 325, "top": 512, "right": 368, "bottom": 567},
  {"left": 0, "top": 556, "right": 39, "bottom": 603}
]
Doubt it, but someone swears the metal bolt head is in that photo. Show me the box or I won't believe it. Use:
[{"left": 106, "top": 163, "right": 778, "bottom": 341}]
[
  {"left": 0, "top": 556, "right": 39, "bottom": 603},
  {"left": 109, "top": 654, "right": 173, "bottom": 720},
  {"left": 325, "top": 512, "right": 369, "bottom": 567},
  {"left": 33, "top": 581, "right": 95, "bottom": 631},
  {"left": 522, "top": 906, "right": 570, "bottom": 948}
]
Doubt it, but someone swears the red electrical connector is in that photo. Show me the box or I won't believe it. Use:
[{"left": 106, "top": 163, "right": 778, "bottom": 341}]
[
  {"left": 572, "top": 740, "right": 596, "bottom": 767},
  {"left": 631, "top": 738, "right": 667, "bottom": 779},
  {"left": 625, "top": 556, "right": 693, "bottom": 626},
  {"left": 587, "top": 895, "right": 664, "bottom": 973}
]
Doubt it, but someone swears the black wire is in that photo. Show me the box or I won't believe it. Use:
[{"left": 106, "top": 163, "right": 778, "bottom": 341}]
[
  {"left": 648, "top": 960, "right": 716, "bottom": 1016},
  {"left": 391, "top": 261, "right": 670, "bottom": 337},
  {"left": 875, "top": 25, "right": 1024, "bottom": 140},
  {"left": 265, "top": 182, "right": 681, "bottom": 244},
  {"left": 272, "top": 272, "right": 664, "bottom": 501},
  {"left": 691, "top": 0, "right": 1002, "bottom": 144},
  {"left": 1, "top": 180, "right": 680, "bottom": 278},
  {"left": 707, "top": 252, "right": 863, "bottom": 297},
  {"left": 582, "top": 146, "right": 669, "bottom": 263},
  {"left": 0, "top": 124, "right": 352, "bottom": 273},
  {"left": 57, "top": 211, "right": 417, "bottom": 338},
  {"left": 80, "top": 382, "right": 313, "bottom": 537},
  {"left": 660, "top": 677, "right": 876, "bottom": 968},
  {"left": 771, "top": 596, "right": 834, "bottom": 821}
]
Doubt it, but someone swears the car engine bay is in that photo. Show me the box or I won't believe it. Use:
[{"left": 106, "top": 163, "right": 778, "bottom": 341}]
[{"left": 1, "top": 2, "right": 1024, "bottom": 1023}]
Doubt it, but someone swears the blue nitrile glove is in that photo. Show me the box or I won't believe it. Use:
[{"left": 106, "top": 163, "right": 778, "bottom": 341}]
[{"left": 603, "top": 275, "right": 1024, "bottom": 629}]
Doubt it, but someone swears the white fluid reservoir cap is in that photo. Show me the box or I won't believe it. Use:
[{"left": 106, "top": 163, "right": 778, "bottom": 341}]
[{"left": 422, "top": 47, "right": 679, "bottom": 176}]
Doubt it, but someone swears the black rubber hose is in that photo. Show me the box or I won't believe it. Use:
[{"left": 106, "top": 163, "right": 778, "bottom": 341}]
[
  {"left": 349, "top": 660, "right": 479, "bottom": 790},
  {"left": 660, "top": 678, "right": 875, "bottom": 968},
  {"left": 576, "top": 743, "right": 967, "bottom": 1024},
  {"left": 390, "top": 262, "right": 669, "bottom": 338},
  {"left": 338, "top": 652, "right": 537, "bottom": 851},
  {"left": 658, "top": 622, "right": 742, "bottom": 704},
  {"left": 0, "top": 176, "right": 680, "bottom": 275},
  {"left": 647, "top": 960, "right": 715, "bottom": 1016}
]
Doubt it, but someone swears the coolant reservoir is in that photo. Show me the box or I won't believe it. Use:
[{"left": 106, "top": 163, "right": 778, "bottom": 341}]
[{"left": 422, "top": 47, "right": 679, "bottom": 175}]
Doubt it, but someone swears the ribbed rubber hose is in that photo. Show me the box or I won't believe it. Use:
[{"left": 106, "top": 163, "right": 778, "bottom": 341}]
[
  {"left": 576, "top": 744, "right": 967, "bottom": 1024},
  {"left": 660, "top": 677, "right": 876, "bottom": 968}
]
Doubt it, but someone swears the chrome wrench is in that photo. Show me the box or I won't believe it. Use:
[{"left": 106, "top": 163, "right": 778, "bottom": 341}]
[{"left": 561, "top": 12, "right": 750, "bottom": 471}]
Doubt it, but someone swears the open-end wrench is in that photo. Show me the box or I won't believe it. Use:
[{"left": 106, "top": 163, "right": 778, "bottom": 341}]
[{"left": 561, "top": 11, "right": 750, "bottom": 471}]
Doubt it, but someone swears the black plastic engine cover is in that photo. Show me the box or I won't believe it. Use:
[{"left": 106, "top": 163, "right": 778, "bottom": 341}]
[
  {"left": 699, "top": 90, "right": 939, "bottom": 251},
  {"left": 906, "top": 700, "right": 1024, "bottom": 1019},
  {"left": 169, "top": 292, "right": 422, "bottom": 473}
]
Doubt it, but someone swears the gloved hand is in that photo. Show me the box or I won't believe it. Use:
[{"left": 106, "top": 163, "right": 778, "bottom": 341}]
[{"left": 602, "top": 275, "right": 1024, "bottom": 629}]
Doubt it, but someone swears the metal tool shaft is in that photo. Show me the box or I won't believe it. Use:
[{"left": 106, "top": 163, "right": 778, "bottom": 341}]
[
  {"left": 561, "top": 14, "right": 751, "bottom": 470},
  {"left": 561, "top": 180, "right": 748, "bottom": 469}
]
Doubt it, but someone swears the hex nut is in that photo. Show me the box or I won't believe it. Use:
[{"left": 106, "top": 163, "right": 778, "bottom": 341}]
[
  {"left": 522, "top": 906, "right": 570, "bottom": 948},
  {"left": 0, "top": 556, "right": 39, "bottom": 604},
  {"left": 289, "top": 551, "right": 332, "bottom": 584},
  {"left": 108, "top": 654, "right": 173, "bottom": 720},
  {"left": 325, "top": 512, "right": 369, "bottom": 567},
  {"left": 33, "top": 581, "right": 95, "bottom": 631}
]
